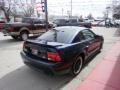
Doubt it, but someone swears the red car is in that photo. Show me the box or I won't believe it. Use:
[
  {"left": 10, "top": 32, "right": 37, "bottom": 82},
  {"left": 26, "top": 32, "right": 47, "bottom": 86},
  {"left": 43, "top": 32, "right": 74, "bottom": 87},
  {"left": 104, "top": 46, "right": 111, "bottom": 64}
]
[{"left": 0, "top": 20, "right": 5, "bottom": 31}]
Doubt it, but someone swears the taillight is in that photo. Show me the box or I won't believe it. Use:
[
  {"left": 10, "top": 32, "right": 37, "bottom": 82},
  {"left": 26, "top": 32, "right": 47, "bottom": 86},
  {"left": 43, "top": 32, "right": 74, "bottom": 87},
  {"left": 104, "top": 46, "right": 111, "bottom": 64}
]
[
  {"left": 47, "top": 52, "right": 61, "bottom": 62},
  {"left": 8, "top": 27, "right": 13, "bottom": 32}
]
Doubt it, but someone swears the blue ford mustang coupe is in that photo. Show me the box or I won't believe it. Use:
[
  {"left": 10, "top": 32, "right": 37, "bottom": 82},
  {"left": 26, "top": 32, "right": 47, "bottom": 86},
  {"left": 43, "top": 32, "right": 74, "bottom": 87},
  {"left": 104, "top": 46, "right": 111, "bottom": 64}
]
[{"left": 21, "top": 26, "right": 104, "bottom": 76}]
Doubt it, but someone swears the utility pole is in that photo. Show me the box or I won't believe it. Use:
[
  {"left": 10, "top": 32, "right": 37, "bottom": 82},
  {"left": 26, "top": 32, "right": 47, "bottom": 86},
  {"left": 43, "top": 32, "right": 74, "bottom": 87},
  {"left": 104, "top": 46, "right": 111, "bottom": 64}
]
[
  {"left": 106, "top": 6, "right": 110, "bottom": 19},
  {"left": 0, "top": 0, "right": 4, "bottom": 7},
  {"left": 44, "top": 0, "right": 48, "bottom": 31},
  {"left": 71, "top": 0, "right": 72, "bottom": 18},
  {"left": 62, "top": 8, "right": 64, "bottom": 16}
]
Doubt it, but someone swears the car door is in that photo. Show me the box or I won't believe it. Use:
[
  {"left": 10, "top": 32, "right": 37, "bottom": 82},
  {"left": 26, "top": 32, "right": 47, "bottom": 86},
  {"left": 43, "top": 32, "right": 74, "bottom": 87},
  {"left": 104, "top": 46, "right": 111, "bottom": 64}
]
[
  {"left": 81, "top": 29, "right": 97, "bottom": 56},
  {"left": 72, "top": 31, "right": 92, "bottom": 58},
  {"left": 33, "top": 19, "right": 45, "bottom": 34}
]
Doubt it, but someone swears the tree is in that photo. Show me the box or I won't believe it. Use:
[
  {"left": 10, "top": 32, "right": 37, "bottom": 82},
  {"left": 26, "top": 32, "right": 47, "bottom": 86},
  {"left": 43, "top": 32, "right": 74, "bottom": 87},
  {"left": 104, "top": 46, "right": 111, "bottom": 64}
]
[
  {"left": 0, "top": 0, "right": 34, "bottom": 22},
  {"left": 112, "top": 0, "right": 120, "bottom": 19},
  {"left": 113, "top": 5, "right": 120, "bottom": 19},
  {"left": 19, "top": 0, "right": 34, "bottom": 17},
  {"left": 0, "top": 0, "right": 12, "bottom": 22},
  {"left": 79, "top": 15, "right": 83, "bottom": 22},
  {"left": 87, "top": 14, "right": 94, "bottom": 20}
]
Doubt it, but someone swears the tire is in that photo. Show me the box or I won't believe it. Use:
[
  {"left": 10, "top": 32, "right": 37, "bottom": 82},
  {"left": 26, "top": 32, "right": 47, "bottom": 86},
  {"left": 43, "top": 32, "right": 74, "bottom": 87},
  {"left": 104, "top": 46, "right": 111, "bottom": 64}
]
[
  {"left": 20, "top": 31, "right": 29, "bottom": 41},
  {"left": 71, "top": 56, "right": 83, "bottom": 76},
  {"left": 11, "top": 35, "right": 19, "bottom": 40}
]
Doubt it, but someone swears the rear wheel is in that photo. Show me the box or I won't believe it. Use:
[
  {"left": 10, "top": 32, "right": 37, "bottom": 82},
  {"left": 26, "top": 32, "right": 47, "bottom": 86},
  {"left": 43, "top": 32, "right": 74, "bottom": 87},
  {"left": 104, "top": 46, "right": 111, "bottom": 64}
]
[
  {"left": 71, "top": 56, "right": 83, "bottom": 76},
  {"left": 20, "top": 31, "right": 29, "bottom": 41}
]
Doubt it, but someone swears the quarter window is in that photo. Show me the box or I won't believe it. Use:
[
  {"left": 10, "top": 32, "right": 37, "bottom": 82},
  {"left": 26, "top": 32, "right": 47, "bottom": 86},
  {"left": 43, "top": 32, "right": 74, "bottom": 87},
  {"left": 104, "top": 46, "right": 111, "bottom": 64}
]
[
  {"left": 81, "top": 30, "right": 95, "bottom": 40},
  {"left": 73, "top": 32, "right": 85, "bottom": 43}
]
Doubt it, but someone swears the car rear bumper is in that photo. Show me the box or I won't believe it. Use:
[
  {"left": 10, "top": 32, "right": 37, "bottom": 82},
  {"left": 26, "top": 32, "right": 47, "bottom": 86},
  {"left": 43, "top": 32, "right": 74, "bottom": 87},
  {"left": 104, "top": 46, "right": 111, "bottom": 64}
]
[
  {"left": 1, "top": 29, "right": 19, "bottom": 36},
  {"left": 20, "top": 51, "right": 71, "bottom": 75}
]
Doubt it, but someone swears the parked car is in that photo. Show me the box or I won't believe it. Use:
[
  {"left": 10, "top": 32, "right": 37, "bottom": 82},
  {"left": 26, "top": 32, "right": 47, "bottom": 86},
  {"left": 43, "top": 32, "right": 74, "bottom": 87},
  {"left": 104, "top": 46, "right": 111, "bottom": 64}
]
[
  {"left": 53, "top": 19, "right": 92, "bottom": 28},
  {"left": 21, "top": 26, "right": 104, "bottom": 76},
  {"left": 1, "top": 17, "right": 53, "bottom": 40},
  {"left": 0, "top": 20, "right": 5, "bottom": 31},
  {"left": 91, "top": 21, "right": 100, "bottom": 26},
  {"left": 98, "top": 21, "right": 105, "bottom": 26},
  {"left": 92, "top": 20, "right": 105, "bottom": 27}
]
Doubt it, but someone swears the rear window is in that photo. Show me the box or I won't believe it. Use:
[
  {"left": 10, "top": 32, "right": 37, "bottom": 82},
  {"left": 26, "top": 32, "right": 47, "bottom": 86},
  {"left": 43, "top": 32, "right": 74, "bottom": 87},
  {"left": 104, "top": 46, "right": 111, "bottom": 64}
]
[
  {"left": 37, "top": 28, "right": 76, "bottom": 44},
  {"left": 54, "top": 19, "right": 67, "bottom": 24},
  {"left": 22, "top": 18, "right": 32, "bottom": 23},
  {"left": 33, "top": 19, "right": 46, "bottom": 24}
]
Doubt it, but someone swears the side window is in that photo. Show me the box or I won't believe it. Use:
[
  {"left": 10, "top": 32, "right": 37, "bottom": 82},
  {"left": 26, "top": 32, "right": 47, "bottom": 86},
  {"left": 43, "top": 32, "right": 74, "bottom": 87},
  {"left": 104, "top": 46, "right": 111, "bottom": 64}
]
[
  {"left": 34, "top": 20, "right": 42, "bottom": 24},
  {"left": 81, "top": 29, "right": 95, "bottom": 40},
  {"left": 41, "top": 20, "right": 46, "bottom": 24},
  {"left": 73, "top": 32, "right": 85, "bottom": 43},
  {"left": 70, "top": 19, "right": 77, "bottom": 23}
]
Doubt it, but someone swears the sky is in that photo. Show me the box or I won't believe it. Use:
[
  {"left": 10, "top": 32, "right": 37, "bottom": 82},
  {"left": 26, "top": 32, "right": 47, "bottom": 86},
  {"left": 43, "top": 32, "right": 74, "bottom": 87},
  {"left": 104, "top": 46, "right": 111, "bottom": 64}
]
[
  {"left": 1, "top": 0, "right": 112, "bottom": 18},
  {"left": 47, "top": 0, "right": 112, "bottom": 17}
]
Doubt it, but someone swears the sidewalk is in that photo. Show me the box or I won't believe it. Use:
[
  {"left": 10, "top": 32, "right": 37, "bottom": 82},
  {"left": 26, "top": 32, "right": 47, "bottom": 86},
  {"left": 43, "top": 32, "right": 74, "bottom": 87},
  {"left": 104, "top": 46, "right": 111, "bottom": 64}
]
[{"left": 77, "top": 42, "right": 120, "bottom": 90}]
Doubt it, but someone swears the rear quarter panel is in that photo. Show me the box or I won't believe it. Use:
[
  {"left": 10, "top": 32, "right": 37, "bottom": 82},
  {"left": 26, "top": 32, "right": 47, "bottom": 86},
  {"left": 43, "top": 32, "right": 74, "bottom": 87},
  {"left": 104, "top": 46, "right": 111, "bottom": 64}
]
[{"left": 57, "top": 42, "right": 86, "bottom": 64}]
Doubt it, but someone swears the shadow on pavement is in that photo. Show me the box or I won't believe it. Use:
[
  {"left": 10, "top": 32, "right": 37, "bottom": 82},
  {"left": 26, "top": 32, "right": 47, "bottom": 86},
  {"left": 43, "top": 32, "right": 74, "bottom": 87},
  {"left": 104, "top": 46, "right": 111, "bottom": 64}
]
[
  {"left": 0, "top": 66, "right": 73, "bottom": 90},
  {"left": 0, "top": 38, "right": 23, "bottom": 48},
  {"left": 0, "top": 36, "right": 38, "bottom": 49},
  {"left": 114, "top": 28, "right": 120, "bottom": 37}
]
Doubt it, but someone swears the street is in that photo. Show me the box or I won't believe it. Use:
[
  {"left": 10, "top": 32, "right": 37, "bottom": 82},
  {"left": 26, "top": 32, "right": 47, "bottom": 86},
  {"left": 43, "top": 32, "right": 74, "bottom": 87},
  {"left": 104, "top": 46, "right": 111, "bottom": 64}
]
[{"left": 0, "top": 27, "right": 120, "bottom": 90}]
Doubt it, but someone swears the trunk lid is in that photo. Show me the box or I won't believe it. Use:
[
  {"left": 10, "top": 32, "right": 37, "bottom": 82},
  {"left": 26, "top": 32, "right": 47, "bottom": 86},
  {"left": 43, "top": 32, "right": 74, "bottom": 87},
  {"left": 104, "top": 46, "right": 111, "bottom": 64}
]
[{"left": 23, "top": 39, "right": 65, "bottom": 62}]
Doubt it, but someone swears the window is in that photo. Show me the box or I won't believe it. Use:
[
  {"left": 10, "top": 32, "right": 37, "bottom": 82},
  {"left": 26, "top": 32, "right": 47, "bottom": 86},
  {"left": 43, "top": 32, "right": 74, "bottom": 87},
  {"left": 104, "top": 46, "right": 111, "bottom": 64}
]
[
  {"left": 69, "top": 19, "right": 77, "bottom": 23},
  {"left": 22, "top": 18, "right": 32, "bottom": 23},
  {"left": 37, "top": 28, "right": 76, "bottom": 44},
  {"left": 73, "top": 32, "right": 85, "bottom": 43},
  {"left": 34, "top": 19, "right": 41, "bottom": 24},
  {"left": 33, "top": 19, "right": 45, "bottom": 24},
  {"left": 81, "top": 29, "right": 95, "bottom": 40}
]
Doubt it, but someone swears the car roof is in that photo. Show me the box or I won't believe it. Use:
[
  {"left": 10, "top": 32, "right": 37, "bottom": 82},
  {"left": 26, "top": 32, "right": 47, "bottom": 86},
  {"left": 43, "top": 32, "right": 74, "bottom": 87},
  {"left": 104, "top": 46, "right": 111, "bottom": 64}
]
[{"left": 38, "top": 26, "right": 89, "bottom": 44}]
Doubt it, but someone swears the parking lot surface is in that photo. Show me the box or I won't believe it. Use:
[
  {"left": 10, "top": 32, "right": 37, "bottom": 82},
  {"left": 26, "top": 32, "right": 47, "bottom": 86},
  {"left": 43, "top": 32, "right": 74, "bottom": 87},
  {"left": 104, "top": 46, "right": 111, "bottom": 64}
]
[{"left": 0, "top": 27, "right": 120, "bottom": 90}]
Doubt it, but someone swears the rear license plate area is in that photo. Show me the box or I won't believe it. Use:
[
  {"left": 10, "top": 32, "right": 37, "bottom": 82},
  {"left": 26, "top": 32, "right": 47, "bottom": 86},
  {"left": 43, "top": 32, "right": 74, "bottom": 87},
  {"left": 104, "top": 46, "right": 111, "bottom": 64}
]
[{"left": 31, "top": 48, "right": 38, "bottom": 55}]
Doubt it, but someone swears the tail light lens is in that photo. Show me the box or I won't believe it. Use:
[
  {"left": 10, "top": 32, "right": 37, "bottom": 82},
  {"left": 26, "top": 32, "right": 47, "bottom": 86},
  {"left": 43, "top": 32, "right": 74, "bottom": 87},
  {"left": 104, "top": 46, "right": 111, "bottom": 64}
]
[
  {"left": 47, "top": 52, "right": 61, "bottom": 62},
  {"left": 8, "top": 27, "right": 13, "bottom": 32},
  {"left": 22, "top": 42, "right": 62, "bottom": 62}
]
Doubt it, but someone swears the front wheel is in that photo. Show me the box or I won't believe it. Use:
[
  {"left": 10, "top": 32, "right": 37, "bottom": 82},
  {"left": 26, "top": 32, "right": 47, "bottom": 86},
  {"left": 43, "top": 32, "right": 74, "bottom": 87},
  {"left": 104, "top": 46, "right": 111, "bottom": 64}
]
[
  {"left": 20, "top": 31, "right": 29, "bottom": 41},
  {"left": 71, "top": 56, "right": 83, "bottom": 76}
]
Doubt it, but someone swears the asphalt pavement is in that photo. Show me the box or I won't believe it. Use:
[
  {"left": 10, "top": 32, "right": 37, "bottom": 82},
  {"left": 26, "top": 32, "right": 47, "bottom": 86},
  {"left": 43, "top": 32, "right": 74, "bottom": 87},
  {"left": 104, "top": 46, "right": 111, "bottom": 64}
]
[{"left": 0, "top": 27, "right": 120, "bottom": 90}]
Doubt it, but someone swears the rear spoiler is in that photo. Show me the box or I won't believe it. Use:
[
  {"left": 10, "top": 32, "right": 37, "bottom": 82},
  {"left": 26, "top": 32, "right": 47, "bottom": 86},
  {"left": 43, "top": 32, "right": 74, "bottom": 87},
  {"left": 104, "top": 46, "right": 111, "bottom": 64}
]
[{"left": 25, "top": 39, "right": 65, "bottom": 48}]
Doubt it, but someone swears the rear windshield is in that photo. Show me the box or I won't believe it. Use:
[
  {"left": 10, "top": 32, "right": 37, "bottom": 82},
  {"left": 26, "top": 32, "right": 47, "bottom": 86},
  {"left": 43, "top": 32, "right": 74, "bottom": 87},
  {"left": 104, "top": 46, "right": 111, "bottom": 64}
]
[
  {"left": 54, "top": 19, "right": 67, "bottom": 24},
  {"left": 37, "top": 28, "right": 76, "bottom": 44}
]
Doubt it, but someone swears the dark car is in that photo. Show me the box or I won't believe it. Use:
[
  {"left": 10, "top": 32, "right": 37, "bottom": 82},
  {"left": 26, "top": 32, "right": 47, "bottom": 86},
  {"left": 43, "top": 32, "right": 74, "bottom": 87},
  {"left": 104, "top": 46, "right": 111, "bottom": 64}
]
[
  {"left": 53, "top": 19, "right": 92, "bottom": 28},
  {"left": 21, "top": 26, "right": 104, "bottom": 76},
  {"left": 1, "top": 17, "right": 52, "bottom": 40}
]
